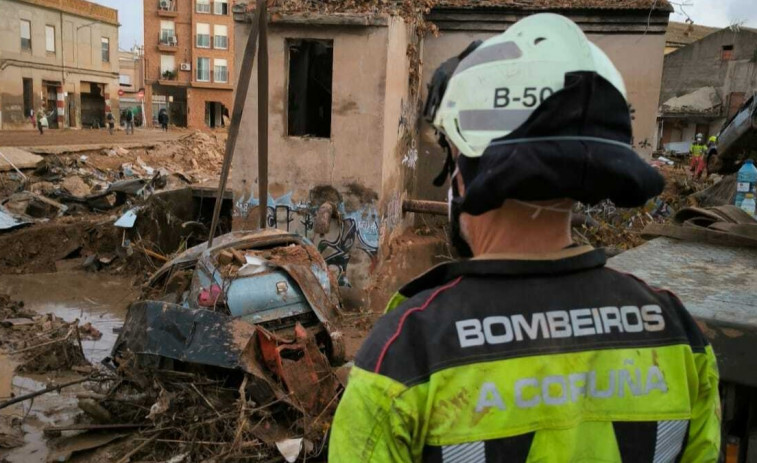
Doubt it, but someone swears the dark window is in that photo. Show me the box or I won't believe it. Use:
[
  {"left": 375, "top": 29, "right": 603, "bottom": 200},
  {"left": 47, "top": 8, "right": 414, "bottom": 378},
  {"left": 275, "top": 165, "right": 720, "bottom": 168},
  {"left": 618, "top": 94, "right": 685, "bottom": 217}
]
[
  {"left": 23, "top": 78, "right": 33, "bottom": 116},
  {"left": 695, "top": 124, "right": 709, "bottom": 140},
  {"left": 101, "top": 37, "right": 110, "bottom": 63},
  {"left": 722, "top": 45, "right": 734, "bottom": 61},
  {"left": 287, "top": 39, "right": 333, "bottom": 138},
  {"left": 20, "top": 20, "right": 31, "bottom": 51}
]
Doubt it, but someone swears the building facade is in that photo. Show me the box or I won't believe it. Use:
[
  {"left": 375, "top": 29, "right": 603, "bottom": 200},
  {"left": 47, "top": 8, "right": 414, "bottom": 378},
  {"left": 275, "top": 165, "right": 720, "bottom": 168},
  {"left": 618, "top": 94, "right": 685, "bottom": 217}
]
[
  {"left": 143, "top": 0, "right": 234, "bottom": 129},
  {"left": 658, "top": 28, "right": 757, "bottom": 149},
  {"left": 118, "top": 47, "right": 146, "bottom": 125},
  {"left": 0, "top": 0, "right": 119, "bottom": 130},
  {"left": 230, "top": 1, "right": 673, "bottom": 292}
]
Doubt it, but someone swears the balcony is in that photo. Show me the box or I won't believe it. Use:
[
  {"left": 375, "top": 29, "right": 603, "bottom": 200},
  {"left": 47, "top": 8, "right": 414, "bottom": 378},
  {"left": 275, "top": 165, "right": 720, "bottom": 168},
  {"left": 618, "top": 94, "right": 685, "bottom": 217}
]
[
  {"left": 157, "top": 67, "right": 187, "bottom": 86},
  {"left": 158, "top": 34, "right": 178, "bottom": 52},
  {"left": 157, "top": 0, "right": 178, "bottom": 17}
]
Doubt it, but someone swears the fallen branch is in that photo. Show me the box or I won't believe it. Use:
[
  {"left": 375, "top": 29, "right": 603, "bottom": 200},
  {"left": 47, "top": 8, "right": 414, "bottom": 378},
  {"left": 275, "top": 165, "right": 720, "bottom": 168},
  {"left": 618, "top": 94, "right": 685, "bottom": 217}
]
[
  {"left": 115, "top": 435, "right": 157, "bottom": 463},
  {"left": 44, "top": 423, "right": 146, "bottom": 433},
  {"left": 8, "top": 325, "right": 75, "bottom": 355},
  {"left": 0, "top": 376, "right": 100, "bottom": 411},
  {"left": 140, "top": 246, "right": 168, "bottom": 262}
]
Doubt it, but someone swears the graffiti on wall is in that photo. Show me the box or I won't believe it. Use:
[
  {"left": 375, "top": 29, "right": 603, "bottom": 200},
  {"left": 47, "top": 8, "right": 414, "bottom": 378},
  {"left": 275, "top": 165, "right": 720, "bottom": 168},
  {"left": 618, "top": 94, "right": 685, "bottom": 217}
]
[{"left": 235, "top": 191, "right": 379, "bottom": 287}]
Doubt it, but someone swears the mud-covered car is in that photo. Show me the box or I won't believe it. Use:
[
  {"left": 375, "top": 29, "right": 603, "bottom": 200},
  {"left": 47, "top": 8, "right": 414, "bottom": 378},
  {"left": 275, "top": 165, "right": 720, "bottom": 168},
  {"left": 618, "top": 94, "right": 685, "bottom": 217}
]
[{"left": 112, "top": 230, "right": 345, "bottom": 393}]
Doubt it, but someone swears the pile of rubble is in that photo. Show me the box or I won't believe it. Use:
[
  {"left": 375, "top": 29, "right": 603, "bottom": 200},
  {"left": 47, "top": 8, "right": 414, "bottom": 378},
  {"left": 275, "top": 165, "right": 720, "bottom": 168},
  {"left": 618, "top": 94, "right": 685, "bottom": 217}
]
[
  {"left": 0, "top": 131, "right": 227, "bottom": 277},
  {"left": 0, "top": 293, "right": 97, "bottom": 374},
  {"left": 572, "top": 165, "right": 712, "bottom": 252}
]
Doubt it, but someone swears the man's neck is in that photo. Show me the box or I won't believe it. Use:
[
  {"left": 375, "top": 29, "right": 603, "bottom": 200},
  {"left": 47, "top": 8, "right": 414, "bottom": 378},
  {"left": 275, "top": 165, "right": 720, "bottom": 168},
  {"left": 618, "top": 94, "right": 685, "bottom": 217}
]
[
  {"left": 472, "top": 223, "right": 573, "bottom": 255},
  {"left": 461, "top": 201, "right": 574, "bottom": 256}
]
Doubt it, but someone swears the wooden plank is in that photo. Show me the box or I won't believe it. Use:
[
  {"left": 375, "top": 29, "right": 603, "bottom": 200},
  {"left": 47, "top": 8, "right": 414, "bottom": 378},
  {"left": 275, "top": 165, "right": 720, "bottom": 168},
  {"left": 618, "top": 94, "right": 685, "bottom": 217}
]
[{"left": 642, "top": 223, "right": 757, "bottom": 248}]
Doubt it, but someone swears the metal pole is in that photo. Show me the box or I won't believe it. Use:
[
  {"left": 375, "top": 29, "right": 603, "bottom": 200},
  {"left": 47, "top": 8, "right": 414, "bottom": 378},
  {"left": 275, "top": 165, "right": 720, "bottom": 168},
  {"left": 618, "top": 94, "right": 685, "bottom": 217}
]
[
  {"left": 402, "top": 199, "right": 448, "bottom": 216},
  {"left": 207, "top": 0, "right": 265, "bottom": 246},
  {"left": 258, "top": 1, "right": 269, "bottom": 229}
]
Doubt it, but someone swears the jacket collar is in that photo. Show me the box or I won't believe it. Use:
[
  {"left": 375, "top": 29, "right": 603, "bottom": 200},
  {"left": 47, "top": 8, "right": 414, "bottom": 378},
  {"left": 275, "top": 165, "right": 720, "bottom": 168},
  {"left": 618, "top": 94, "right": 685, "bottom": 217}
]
[{"left": 398, "top": 247, "right": 606, "bottom": 299}]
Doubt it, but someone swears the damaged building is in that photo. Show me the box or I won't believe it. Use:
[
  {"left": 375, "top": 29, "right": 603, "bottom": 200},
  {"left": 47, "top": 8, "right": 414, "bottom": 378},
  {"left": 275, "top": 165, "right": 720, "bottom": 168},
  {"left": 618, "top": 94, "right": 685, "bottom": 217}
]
[
  {"left": 0, "top": 0, "right": 120, "bottom": 129},
  {"left": 229, "top": 0, "right": 673, "bottom": 292},
  {"left": 659, "top": 26, "right": 757, "bottom": 149}
]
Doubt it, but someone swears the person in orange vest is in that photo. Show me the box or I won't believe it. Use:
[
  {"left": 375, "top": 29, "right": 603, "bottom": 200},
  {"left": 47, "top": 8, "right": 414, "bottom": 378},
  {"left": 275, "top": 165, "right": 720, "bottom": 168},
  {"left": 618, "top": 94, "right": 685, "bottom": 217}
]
[{"left": 690, "top": 133, "right": 707, "bottom": 178}]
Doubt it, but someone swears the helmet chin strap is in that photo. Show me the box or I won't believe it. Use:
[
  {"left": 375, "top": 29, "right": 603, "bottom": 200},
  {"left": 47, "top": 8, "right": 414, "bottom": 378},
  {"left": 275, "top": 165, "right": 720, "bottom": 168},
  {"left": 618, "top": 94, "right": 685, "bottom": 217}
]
[{"left": 510, "top": 199, "right": 573, "bottom": 220}]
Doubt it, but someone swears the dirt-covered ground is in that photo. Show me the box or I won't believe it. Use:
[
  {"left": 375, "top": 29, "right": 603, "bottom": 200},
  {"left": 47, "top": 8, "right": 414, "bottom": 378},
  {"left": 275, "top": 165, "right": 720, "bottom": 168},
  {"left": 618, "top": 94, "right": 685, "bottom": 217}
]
[{"left": 0, "top": 129, "right": 729, "bottom": 462}]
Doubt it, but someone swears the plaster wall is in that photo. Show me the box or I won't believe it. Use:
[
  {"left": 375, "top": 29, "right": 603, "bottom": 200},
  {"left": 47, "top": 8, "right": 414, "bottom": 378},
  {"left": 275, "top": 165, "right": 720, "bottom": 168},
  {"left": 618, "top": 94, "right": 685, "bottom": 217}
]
[
  {"left": 661, "top": 29, "right": 757, "bottom": 104},
  {"left": 232, "top": 21, "right": 392, "bottom": 288}
]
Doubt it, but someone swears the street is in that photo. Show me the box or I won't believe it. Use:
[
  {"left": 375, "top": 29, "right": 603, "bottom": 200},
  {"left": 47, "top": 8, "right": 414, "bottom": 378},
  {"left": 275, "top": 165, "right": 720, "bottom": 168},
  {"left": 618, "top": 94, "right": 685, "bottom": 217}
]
[{"left": 0, "top": 128, "right": 185, "bottom": 147}]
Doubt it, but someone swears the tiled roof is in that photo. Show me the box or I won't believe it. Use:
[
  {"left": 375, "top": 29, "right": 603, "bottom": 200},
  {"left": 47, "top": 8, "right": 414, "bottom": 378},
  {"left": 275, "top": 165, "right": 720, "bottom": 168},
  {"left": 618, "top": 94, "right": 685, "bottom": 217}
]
[
  {"left": 433, "top": 0, "right": 673, "bottom": 11},
  {"left": 665, "top": 21, "right": 719, "bottom": 46},
  {"left": 243, "top": 0, "right": 673, "bottom": 13}
]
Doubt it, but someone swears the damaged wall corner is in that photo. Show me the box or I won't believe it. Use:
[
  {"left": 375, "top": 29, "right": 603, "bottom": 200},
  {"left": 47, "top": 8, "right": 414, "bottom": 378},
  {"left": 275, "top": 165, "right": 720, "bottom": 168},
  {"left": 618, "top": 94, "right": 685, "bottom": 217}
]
[{"left": 230, "top": 13, "right": 410, "bottom": 293}]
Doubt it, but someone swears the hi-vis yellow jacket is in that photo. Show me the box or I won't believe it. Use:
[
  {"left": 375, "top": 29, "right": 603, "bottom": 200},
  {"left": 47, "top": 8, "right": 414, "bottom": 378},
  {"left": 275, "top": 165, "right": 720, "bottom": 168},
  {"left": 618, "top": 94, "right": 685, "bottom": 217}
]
[{"left": 329, "top": 247, "right": 720, "bottom": 462}]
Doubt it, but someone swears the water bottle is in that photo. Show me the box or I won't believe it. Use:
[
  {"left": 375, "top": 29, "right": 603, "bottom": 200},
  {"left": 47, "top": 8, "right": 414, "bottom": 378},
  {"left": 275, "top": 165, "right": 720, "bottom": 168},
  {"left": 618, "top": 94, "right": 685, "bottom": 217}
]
[
  {"left": 741, "top": 193, "right": 756, "bottom": 217},
  {"left": 735, "top": 159, "right": 757, "bottom": 207}
]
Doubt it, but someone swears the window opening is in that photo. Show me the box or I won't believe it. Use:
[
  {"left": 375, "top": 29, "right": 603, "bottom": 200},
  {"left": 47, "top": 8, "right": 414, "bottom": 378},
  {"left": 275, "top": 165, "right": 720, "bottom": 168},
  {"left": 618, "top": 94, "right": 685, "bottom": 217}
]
[{"left": 287, "top": 39, "right": 333, "bottom": 138}]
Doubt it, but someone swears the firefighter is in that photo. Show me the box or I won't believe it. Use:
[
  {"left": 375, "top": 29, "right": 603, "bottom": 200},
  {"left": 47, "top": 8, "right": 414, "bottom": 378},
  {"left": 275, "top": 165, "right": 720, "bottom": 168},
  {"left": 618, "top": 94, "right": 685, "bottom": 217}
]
[
  {"left": 329, "top": 13, "right": 720, "bottom": 462},
  {"left": 690, "top": 133, "right": 707, "bottom": 177}
]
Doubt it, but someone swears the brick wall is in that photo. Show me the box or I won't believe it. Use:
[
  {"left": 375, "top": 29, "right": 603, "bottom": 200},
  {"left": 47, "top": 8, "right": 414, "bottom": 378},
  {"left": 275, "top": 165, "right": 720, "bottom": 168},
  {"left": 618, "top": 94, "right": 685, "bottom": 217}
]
[
  {"left": 187, "top": 86, "right": 233, "bottom": 128},
  {"left": 144, "top": 0, "right": 235, "bottom": 129}
]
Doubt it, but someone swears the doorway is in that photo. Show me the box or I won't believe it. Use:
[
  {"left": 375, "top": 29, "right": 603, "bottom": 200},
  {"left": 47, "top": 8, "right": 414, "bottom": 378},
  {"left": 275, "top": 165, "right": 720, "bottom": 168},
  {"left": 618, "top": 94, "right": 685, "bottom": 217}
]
[
  {"left": 22, "top": 78, "right": 33, "bottom": 120},
  {"left": 44, "top": 82, "right": 60, "bottom": 129},
  {"left": 204, "top": 101, "right": 227, "bottom": 128},
  {"left": 81, "top": 82, "right": 105, "bottom": 128}
]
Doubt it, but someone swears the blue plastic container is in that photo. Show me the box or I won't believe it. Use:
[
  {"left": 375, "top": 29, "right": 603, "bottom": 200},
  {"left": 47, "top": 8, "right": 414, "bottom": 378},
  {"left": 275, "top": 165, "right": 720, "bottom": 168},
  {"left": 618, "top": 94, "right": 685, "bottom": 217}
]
[{"left": 735, "top": 159, "right": 757, "bottom": 207}]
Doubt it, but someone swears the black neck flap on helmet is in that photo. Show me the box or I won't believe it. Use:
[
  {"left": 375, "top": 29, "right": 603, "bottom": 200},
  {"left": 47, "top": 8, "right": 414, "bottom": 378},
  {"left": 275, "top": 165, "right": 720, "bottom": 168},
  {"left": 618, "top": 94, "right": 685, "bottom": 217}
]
[
  {"left": 456, "top": 71, "right": 665, "bottom": 216},
  {"left": 423, "top": 40, "right": 482, "bottom": 187}
]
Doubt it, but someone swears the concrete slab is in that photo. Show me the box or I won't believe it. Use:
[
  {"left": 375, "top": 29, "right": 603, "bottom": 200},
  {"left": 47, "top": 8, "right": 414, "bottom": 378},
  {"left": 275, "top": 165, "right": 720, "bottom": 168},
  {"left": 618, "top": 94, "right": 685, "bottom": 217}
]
[
  {"left": 609, "top": 237, "right": 757, "bottom": 386},
  {"left": 0, "top": 147, "right": 43, "bottom": 172}
]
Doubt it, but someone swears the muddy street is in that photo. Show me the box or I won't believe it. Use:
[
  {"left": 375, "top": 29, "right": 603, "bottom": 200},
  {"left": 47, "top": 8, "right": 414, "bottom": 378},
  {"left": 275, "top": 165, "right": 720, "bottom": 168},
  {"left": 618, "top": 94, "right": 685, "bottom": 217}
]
[
  {"left": 0, "top": 272, "right": 138, "bottom": 363},
  {"left": 0, "top": 271, "right": 136, "bottom": 463},
  {"left": 0, "top": 129, "right": 184, "bottom": 148}
]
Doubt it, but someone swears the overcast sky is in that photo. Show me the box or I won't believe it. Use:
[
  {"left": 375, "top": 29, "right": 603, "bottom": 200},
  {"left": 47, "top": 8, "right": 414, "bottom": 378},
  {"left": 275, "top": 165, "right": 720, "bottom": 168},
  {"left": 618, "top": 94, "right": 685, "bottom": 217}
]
[
  {"left": 90, "top": 0, "right": 143, "bottom": 50},
  {"left": 669, "top": 0, "right": 756, "bottom": 28},
  {"left": 91, "top": 0, "right": 757, "bottom": 50}
]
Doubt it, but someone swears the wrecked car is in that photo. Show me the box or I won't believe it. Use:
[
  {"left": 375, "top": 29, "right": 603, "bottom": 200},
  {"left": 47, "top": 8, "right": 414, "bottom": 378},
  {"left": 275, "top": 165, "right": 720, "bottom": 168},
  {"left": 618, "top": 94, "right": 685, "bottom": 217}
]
[{"left": 111, "top": 229, "right": 344, "bottom": 414}]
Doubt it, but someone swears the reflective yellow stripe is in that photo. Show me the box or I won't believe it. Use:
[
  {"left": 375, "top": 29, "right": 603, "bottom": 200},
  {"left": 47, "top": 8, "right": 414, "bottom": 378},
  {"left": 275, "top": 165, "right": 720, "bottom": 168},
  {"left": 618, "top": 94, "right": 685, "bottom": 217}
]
[{"left": 422, "top": 345, "right": 695, "bottom": 445}]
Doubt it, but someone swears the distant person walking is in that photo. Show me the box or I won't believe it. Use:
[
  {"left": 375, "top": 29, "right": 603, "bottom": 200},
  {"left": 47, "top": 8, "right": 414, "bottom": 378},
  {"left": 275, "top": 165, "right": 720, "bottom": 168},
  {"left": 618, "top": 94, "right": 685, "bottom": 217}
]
[
  {"left": 29, "top": 109, "right": 36, "bottom": 129},
  {"left": 106, "top": 111, "right": 115, "bottom": 135},
  {"left": 125, "top": 109, "right": 134, "bottom": 135},
  {"left": 158, "top": 108, "right": 169, "bottom": 132},
  {"left": 36, "top": 107, "right": 47, "bottom": 135}
]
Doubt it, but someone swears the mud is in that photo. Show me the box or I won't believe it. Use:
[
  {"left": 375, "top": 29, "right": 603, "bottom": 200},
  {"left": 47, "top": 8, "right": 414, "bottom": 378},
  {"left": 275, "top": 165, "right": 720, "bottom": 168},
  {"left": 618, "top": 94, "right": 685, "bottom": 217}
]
[
  {"left": 0, "top": 272, "right": 137, "bottom": 364},
  {"left": 0, "top": 272, "right": 137, "bottom": 462}
]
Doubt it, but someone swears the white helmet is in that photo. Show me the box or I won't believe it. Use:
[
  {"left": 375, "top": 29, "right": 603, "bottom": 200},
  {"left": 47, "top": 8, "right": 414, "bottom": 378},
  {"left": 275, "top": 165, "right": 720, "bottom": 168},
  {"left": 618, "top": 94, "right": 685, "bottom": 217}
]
[{"left": 432, "top": 13, "right": 627, "bottom": 158}]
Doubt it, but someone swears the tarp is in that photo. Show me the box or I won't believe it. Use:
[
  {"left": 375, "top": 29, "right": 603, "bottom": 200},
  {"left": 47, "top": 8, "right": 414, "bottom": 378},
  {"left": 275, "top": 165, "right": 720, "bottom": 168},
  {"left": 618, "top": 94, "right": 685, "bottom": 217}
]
[
  {"left": 0, "top": 206, "right": 30, "bottom": 231},
  {"left": 113, "top": 301, "right": 256, "bottom": 370}
]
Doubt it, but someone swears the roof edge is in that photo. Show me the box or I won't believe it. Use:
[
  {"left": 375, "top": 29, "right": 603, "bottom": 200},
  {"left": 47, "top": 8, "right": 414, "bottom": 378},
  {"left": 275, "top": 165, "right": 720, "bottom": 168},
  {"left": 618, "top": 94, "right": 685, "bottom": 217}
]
[{"left": 14, "top": 0, "right": 118, "bottom": 26}]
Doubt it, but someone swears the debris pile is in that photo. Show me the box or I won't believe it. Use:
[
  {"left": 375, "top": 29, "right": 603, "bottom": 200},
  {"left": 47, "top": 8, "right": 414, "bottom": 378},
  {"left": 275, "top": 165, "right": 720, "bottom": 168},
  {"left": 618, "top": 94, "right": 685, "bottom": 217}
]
[
  {"left": 0, "top": 293, "right": 89, "bottom": 373},
  {"left": 572, "top": 166, "right": 711, "bottom": 251},
  {"left": 87, "top": 325, "right": 340, "bottom": 462},
  {"left": 0, "top": 131, "right": 228, "bottom": 277}
]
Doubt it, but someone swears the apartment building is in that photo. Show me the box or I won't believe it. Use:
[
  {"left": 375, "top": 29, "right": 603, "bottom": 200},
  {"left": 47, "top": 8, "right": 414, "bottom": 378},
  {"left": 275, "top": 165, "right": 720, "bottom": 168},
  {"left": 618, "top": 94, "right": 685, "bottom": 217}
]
[
  {"left": 0, "top": 0, "right": 119, "bottom": 129},
  {"left": 143, "top": 0, "right": 234, "bottom": 129},
  {"left": 118, "top": 47, "right": 146, "bottom": 125}
]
